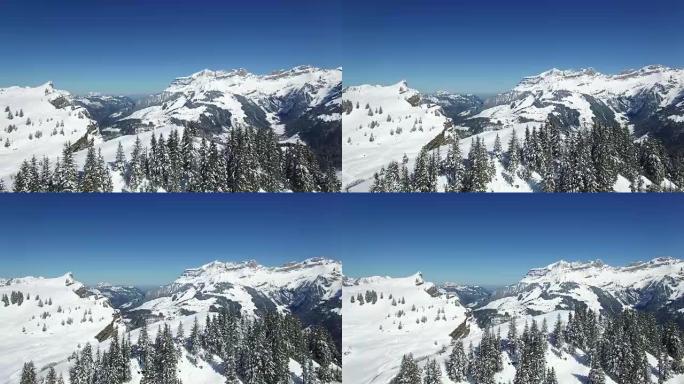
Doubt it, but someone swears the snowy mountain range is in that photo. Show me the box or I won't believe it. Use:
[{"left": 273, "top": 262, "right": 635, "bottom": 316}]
[
  {"left": 343, "top": 65, "right": 684, "bottom": 192},
  {"left": 478, "top": 257, "right": 684, "bottom": 328},
  {"left": 343, "top": 257, "right": 684, "bottom": 383},
  {"left": 0, "top": 65, "right": 341, "bottom": 189},
  {"left": 131, "top": 257, "right": 342, "bottom": 350},
  {"left": 0, "top": 258, "right": 342, "bottom": 383}
]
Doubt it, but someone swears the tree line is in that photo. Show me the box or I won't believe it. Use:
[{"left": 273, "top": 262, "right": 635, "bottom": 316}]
[
  {"left": 370, "top": 121, "right": 684, "bottom": 192},
  {"left": 10, "top": 126, "right": 340, "bottom": 192},
  {"left": 20, "top": 310, "right": 341, "bottom": 384},
  {"left": 392, "top": 303, "right": 684, "bottom": 383}
]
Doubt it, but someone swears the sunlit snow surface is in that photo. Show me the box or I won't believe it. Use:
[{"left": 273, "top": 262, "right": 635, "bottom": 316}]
[
  {"left": 0, "top": 83, "right": 97, "bottom": 186},
  {"left": 0, "top": 274, "right": 117, "bottom": 383}
]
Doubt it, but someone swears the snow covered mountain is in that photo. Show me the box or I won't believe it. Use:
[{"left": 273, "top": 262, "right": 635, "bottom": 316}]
[
  {"left": 0, "top": 83, "right": 100, "bottom": 185},
  {"left": 464, "top": 65, "right": 684, "bottom": 140},
  {"left": 127, "top": 257, "right": 342, "bottom": 350},
  {"left": 89, "top": 65, "right": 342, "bottom": 167},
  {"left": 344, "top": 65, "right": 684, "bottom": 192},
  {"left": 0, "top": 273, "right": 118, "bottom": 383},
  {"left": 342, "top": 273, "right": 471, "bottom": 384},
  {"left": 478, "top": 257, "right": 684, "bottom": 327},
  {"left": 342, "top": 81, "right": 453, "bottom": 191}
]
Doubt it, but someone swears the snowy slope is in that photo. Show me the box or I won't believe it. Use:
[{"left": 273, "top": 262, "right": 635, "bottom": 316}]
[
  {"left": 342, "top": 273, "right": 470, "bottom": 384},
  {"left": 342, "top": 81, "right": 452, "bottom": 191},
  {"left": 0, "top": 273, "right": 117, "bottom": 383},
  {"left": 0, "top": 83, "right": 99, "bottom": 186}
]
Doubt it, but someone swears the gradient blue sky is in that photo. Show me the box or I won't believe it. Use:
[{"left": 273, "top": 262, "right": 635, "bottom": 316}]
[
  {"left": 0, "top": 0, "right": 342, "bottom": 95},
  {"left": 1, "top": 195, "right": 682, "bottom": 287},
  {"left": 343, "top": 0, "right": 684, "bottom": 94}
]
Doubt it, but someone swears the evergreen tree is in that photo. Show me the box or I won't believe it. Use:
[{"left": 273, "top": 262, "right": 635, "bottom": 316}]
[
  {"left": 395, "top": 354, "right": 422, "bottom": 384},
  {"left": 422, "top": 358, "right": 442, "bottom": 384},
  {"left": 544, "top": 367, "right": 558, "bottom": 384},
  {"left": 115, "top": 141, "right": 127, "bottom": 174},
  {"left": 552, "top": 313, "right": 564, "bottom": 349},
  {"left": 412, "top": 149, "right": 436, "bottom": 192},
  {"left": 189, "top": 316, "right": 202, "bottom": 354},
  {"left": 587, "top": 354, "right": 606, "bottom": 384},
  {"left": 464, "top": 137, "right": 494, "bottom": 192},
  {"left": 493, "top": 134, "right": 503, "bottom": 159},
  {"left": 80, "top": 146, "right": 101, "bottom": 192},
  {"left": 506, "top": 129, "right": 520, "bottom": 176},
  {"left": 19, "top": 361, "right": 37, "bottom": 384},
  {"left": 58, "top": 143, "right": 78, "bottom": 192},
  {"left": 128, "top": 136, "right": 145, "bottom": 191},
  {"left": 444, "top": 140, "right": 464, "bottom": 192},
  {"left": 446, "top": 340, "right": 468, "bottom": 382},
  {"left": 45, "top": 367, "right": 58, "bottom": 384}
]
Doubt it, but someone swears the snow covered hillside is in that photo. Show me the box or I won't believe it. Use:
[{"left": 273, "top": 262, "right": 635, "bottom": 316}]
[
  {"left": 342, "top": 273, "right": 470, "bottom": 384},
  {"left": 0, "top": 273, "right": 118, "bottom": 383},
  {"left": 345, "top": 65, "right": 684, "bottom": 192},
  {"left": 478, "top": 257, "right": 684, "bottom": 326},
  {"left": 342, "top": 81, "right": 452, "bottom": 191},
  {"left": 0, "top": 83, "right": 99, "bottom": 186}
]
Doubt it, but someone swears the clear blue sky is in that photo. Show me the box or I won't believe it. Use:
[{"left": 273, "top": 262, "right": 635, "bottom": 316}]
[
  {"left": 0, "top": 0, "right": 342, "bottom": 95},
  {"left": 1, "top": 195, "right": 682, "bottom": 287},
  {"left": 343, "top": 0, "right": 684, "bottom": 94},
  {"left": 0, "top": 195, "right": 344, "bottom": 286}
]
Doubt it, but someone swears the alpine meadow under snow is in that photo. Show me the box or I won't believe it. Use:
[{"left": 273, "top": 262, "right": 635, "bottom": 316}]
[
  {"left": 0, "top": 65, "right": 342, "bottom": 192},
  {"left": 343, "top": 257, "right": 684, "bottom": 384},
  {"left": 1, "top": 258, "right": 342, "bottom": 384},
  {"left": 343, "top": 65, "right": 684, "bottom": 192}
]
